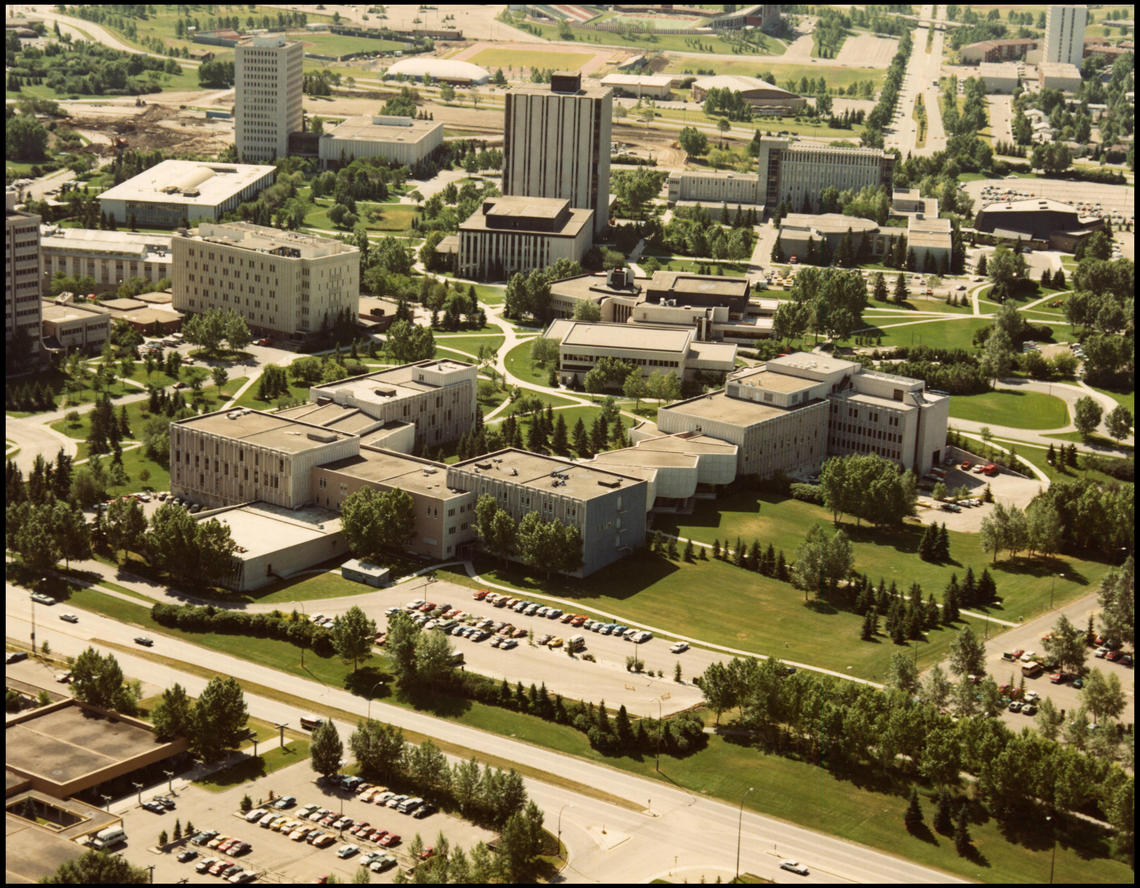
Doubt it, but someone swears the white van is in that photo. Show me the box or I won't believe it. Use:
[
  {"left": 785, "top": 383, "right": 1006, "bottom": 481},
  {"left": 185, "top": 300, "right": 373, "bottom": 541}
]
[{"left": 91, "top": 825, "right": 126, "bottom": 849}]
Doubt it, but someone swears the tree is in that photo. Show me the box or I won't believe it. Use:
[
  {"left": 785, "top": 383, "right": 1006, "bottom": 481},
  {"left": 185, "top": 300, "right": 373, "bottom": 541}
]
[
  {"left": 414, "top": 629, "right": 458, "bottom": 689},
  {"left": 385, "top": 610, "right": 420, "bottom": 684},
  {"left": 572, "top": 299, "right": 601, "bottom": 322},
  {"left": 332, "top": 605, "right": 378, "bottom": 673},
  {"left": 70, "top": 647, "right": 126, "bottom": 709},
  {"left": 1105, "top": 405, "right": 1133, "bottom": 441},
  {"left": 1096, "top": 556, "right": 1134, "bottom": 649},
  {"left": 698, "top": 661, "right": 736, "bottom": 725},
  {"left": 1035, "top": 697, "right": 1064, "bottom": 741},
  {"left": 350, "top": 719, "right": 405, "bottom": 782},
  {"left": 954, "top": 805, "right": 971, "bottom": 854},
  {"left": 6, "top": 114, "right": 49, "bottom": 161},
  {"left": 947, "top": 626, "right": 985, "bottom": 677},
  {"left": 622, "top": 370, "right": 647, "bottom": 409},
  {"left": 190, "top": 676, "right": 248, "bottom": 762},
  {"left": 104, "top": 495, "right": 147, "bottom": 558},
  {"left": 310, "top": 718, "right": 344, "bottom": 778},
  {"left": 211, "top": 365, "right": 229, "bottom": 393},
  {"left": 1082, "top": 669, "right": 1126, "bottom": 725},
  {"left": 42, "top": 850, "right": 150, "bottom": 884},
  {"left": 384, "top": 319, "right": 434, "bottom": 364},
  {"left": 1072, "top": 396, "right": 1103, "bottom": 440},
  {"left": 1043, "top": 613, "right": 1087, "bottom": 675},
  {"left": 872, "top": 271, "right": 888, "bottom": 302},
  {"left": 678, "top": 126, "right": 708, "bottom": 158},
  {"left": 887, "top": 651, "right": 920, "bottom": 695},
  {"left": 904, "top": 787, "right": 924, "bottom": 833},
  {"left": 979, "top": 328, "right": 1014, "bottom": 383},
  {"left": 151, "top": 683, "right": 193, "bottom": 742},
  {"left": 340, "top": 488, "right": 416, "bottom": 559}
]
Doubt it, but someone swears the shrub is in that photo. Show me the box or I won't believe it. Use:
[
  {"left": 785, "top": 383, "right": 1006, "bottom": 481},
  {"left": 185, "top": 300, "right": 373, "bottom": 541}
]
[{"left": 790, "top": 482, "right": 823, "bottom": 504}]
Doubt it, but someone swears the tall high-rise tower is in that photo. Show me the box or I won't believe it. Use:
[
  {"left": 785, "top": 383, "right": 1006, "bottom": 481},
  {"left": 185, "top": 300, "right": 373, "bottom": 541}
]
[
  {"left": 1044, "top": 6, "right": 1088, "bottom": 66},
  {"left": 5, "top": 188, "right": 43, "bottom": 357},
  {"left": 503, "top": 72, "right": 612, "bottom": 237},
  {"left": 234, "top": 35, "right": 304, "bottom": 163}
]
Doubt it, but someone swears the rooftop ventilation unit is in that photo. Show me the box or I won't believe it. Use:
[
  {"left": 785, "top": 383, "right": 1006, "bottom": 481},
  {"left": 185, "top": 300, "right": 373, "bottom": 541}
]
[
  {"left": 475, "top": 461, "right": 492, "bottom": 470},
  {"left": 307, "top": 431, "right": 337, "bottom": 443},
  {"left": 597, "top": 478, "right": 622, "bottom": 488}
]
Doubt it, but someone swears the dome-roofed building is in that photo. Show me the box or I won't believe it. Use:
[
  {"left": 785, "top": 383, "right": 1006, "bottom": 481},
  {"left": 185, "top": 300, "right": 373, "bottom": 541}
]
[
  {"left": 690, "top": 75, "right": 803, "bottom": 114},
  {"left": 385, "top": 57, "right": 490, "bottom": 85}
]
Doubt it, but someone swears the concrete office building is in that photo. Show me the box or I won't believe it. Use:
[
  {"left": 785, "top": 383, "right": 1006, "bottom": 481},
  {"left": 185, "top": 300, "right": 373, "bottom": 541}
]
[
  {"left": 308, "top": 360, "right": 478, "bottom": 453},
  {"left": 657, "top": 353, "right": 949, "bottom": 477},
  {"left": 906, "top": 214, "right": 953, "bottom": 271},
  {"left": 503, "top": 72, "right": 612, "bottom": 236},
  {"left": 979, "top": 62, "right": 1021, "bottom": 93},
  {"left": 39, "top": 226, "right": 172, "bottom": 293},
  {"left": 777, "top": 213, "right": 902, "bottom": 261},
  {"left": 40, "top": 298, "right": 111, "bottom": 352},
  {"left": 234, "top": 34, "right": 304, "bottom": 163},
  {"left": 313, "top": 447, "right": 477, "bottom": 562},
  {"left": 599, "top": 73, "right": 677, "bottom": 99},
  {"left": 755, "top": 138, "right": 894, "bottom": 214},
  {"left": 457, "top": 196, "right": 593, "bottom": 281},
  {"left": 543, "top": 319, "right": 737, "bottom": 386},
  {"left": 690, "top": 75, "right": 804, "bottom": 114},
  {"left": 447, "top": 448, "right": 648, "bottom": 577},
  {"left": 666, "top": 170, "right": 764, "bottom": 220},
  {"left": 97, "top": 160, "right": 277, "bottom": 229},
  {"left": 1038, "top": 61, "right": 1083, "bottom": 92},
  {"left": 170, "top": 408, "right": 359, "bottom": 510},
  {"left": 5, "top": 189, "right": 43, "bottom": 354},
  {"left": 318, "top": 115, "right": 444, "bottom": 168},
  {"left": 172, "top": 222, "right": 359, "bottom": 338},
  {"left": 959, "top": 38, "right": 1039, "bottom": 64},
  {"left": 1044, "top": 5, "right": 1088, "bottom": 67},
  {"left": 975, "top": 197, "right": 1102, "bottom": 250}
]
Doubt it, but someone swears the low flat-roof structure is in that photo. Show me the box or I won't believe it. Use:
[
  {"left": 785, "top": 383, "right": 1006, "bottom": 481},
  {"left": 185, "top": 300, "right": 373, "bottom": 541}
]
[
  {"left": 979, "top": 61, "right": 1020, "bottom": 93},
  {"left": 599, "top": 73, "right": 676, "bottom": 98},
  {"left": 6, "top": 790, "right": 121, "bottom": 884},
  {"left": 1038, "top": 61, "right": 1083, "bottom": 92},
  {"left": 458, "top": 197, "right": 594, "bottom": 281},
  {"left": 319, "top": 114, "right": 444, "bottom": 168},
  {"left": 40, "top": 299, "right": 111, "bottom": 352},
  {"left": 176, "top": 409, "right": 357, "bottom": 453},
  {"left": 98, "top": 160, "right": 276, "bottom": 228}
]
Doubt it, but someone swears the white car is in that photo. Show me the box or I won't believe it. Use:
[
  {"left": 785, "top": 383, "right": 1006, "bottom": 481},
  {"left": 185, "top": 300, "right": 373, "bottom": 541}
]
[
  {"left": 670, "top": 641, "right": 689, "bottom": 654},
  {"left": 780, "top": 860, "right": 810, "bottom": 875}
]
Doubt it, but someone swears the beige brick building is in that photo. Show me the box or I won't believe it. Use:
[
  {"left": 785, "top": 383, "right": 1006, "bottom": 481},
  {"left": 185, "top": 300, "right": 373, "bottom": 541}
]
[
  {"left": 6, "top": 189, "right": 42, "bottom": 353},
  {"left": 755, "top": 138, "right": 895, "bottom": 214},
  {"left": 457, "top": 196, "right": 593, "bottom": 282},
  {"left": 235, "top": 35, "right": 304, "bottom": 163},
  {"left": 172, "top": 222, "right": 359, "bottom": 338}
]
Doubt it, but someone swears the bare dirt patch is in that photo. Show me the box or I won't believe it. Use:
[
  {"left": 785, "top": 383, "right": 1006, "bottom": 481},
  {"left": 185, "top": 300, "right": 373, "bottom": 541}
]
[{"left": 835, "top": 32, "right": 899, "bottom": 68}]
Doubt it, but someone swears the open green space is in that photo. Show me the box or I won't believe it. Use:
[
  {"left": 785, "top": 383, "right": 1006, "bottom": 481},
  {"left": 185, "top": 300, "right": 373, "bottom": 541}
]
[
  {"left": 469, "top": 48, "right": 595, "bottom": 71},
  {"left": 511, "top": 17, "right": 759, "bottom": 55},
  {"left": 1045, "top": 430, "right": 1133, "bottom": 453},
  {"left": 648, "top": 105, "right": 865, "bottom": 142},
  {"left": 231, "top": 380, "right": 312, "bottom": 411},
  {"left": 641, "top": 255, "right": 750, "bottom": 277},
  {"left": 503, "top": 391, "right": 581, "bottom": 412},
  {"left": 471, "top": 284, "right": 506, "bottom": 306},
  {"left": 845, "top": 317, "right": 992, "bottom": 352},
  {"left": 303, "top": 197, "right": 418, "bottom": 234},
  {"left": 1001, "top": 438, "right": 1131, "bottom": 487},
  {"left": 946, "top": 389, "right": 1069, "bottom": 430},
  {"left": 297, "top": 32, "right": 408, "bottom": 57},
  {"left": 430, "top": 334, "right": 505, "bottom": 359},
  {"left": 197, "top": 739, "right": 312, "bottom": 791},
  {"left": 503, "top": 340, "right": 553, "bottom": 387},
  {"left": 1089, "top": 385, "right": 1134, "bottom": 416},
  {"left": 664, "top": 58, "right": 885, "bottom": 94}
]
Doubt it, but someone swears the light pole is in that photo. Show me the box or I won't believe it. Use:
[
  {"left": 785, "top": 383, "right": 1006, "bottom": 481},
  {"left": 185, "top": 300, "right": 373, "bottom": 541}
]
[
  {"left": 133, "top": 782, "right": 144, "bottom": 807},
  {"left": 1046, "top": 814, "right": 1056, "bottom": 884},
  {"left": 163, "top": 769, "right": 175, "bottom": 795},
  {"left": 655, "top": 697, "right": 663, "bottom": 772},
  {"left": 298, "top": 602, "right": 306, "bottom": 669},
  {"left": 557, "top": 803, "right": 568, "bottom": 849},
  {"left": 735, "top": 786, "right": 754, "bottom": 882},
  {"left": 100, "top": 793, "right": 112, "bottom": 812},
  {"left": 1050, "top": 573, "right": 1064, "bottom": 610},
  {"left": 367, "top": 680, "right": 385, "bottom": 722},
  {"left": 145, "top": 864, "right": 154, "bottom": 884}
]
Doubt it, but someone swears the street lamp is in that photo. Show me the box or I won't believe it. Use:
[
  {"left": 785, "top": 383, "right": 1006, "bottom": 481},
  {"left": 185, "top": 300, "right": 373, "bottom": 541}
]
[
  {"left": 1046, "top": 814, "right": 1057, "bottom": 884},
  {"left": 1050, "top": 573, "right": 1064, "bottom": 610},
  {"left": 132, "top": 782, "right": 144, "bottom": 807},
  {"left": 100, "top": 793, "right": 112, "bottom": 812},
  {"left": 145, "top": 864, "right": 154, "bottom": 884},
  {"left": 367, "top": 680, "right": 385, "bottom": 722},
  {"left": 298, "top": 602, "right": 306, "bottom": 669},
  {"left": 163, "top": 769, "right": 175, "bottom": 795},
  {"left": 655, "top": 697, "right": 663, "bottom": 773},
  {"left": 735, "top": 786, "right": 755, "bottom": 882},
  {"left": 557, "top": 803, "right": 569, "bottom": 848}
]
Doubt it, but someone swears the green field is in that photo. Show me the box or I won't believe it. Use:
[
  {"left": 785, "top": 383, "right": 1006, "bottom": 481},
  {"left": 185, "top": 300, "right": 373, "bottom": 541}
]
[
  {"left": 469, "top": 47, "right": 595, "bottom": 71},
  {"left": 664, "top": 58, "right": 886, "bottom": 93},
  {"left": 1089, "top": 385, "right": 1134, "bottom": 416},
  {"left": 947, "top": 389, "right": 1070, "bottom": 430},
  {"left": 503, "top": 340, "right": 553, "bottom": 387},
  {"left": 303, "top": 198, "right": 418, "bottom": 234},
  {"left": 512, "top": 17, "right": 761, "bottom": 56},
  {"left": 845, "top": 317, "right": 992, "bottom": 351},
  {"left": 298, "top": 32, "right": 408, "bottom": 57},
  {"left": 431, "top": 334, "right": 505, "bottom": 359}
]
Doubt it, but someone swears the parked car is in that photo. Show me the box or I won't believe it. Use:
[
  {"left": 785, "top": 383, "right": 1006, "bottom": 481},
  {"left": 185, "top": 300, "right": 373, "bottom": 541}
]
[
  {"left": 196, "top": 857, "right": 219, "bottom": 873},
  {"left": 780, "top": 860, "right": 809, "bottom": 875},
  {"left": 177, "top": 849, "right": 198, "bottom": 863},
  {"left": 336, "top": 844, "right": 360, "bottom": 859},
  {"left": 274, "top": 795, "right": 296, "bottom": 809},
  {"left": 378, "top": 833, "right": 401, "bottom": 847},
  {"left": 59, "top": 613, "right": 79, "bottom": 623},
  {"left": 134, "top": 636, "right": 154, "bottom": 646}
]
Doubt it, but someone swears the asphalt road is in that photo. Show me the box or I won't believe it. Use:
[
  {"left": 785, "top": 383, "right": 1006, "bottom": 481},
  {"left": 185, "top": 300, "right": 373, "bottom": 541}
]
[{"left": 5, "top": 592, "right": 963, "bottom": 884}]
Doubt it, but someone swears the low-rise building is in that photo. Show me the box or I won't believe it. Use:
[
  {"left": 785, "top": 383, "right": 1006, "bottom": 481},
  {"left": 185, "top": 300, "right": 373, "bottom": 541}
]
[
  {"left": 979, "top": 62, "right": 1021, "bottom": 93},
  {"left": 307, "top": 359, "right": 478, "bottom": 453},
  {"left": 657, "top": 352, "right": 948, "bottom": 477},
  {"left": 690, "top": 75, "right": 804, "bottom": 114},
  {"left": 97, "top": 160, "right": 276, "bottom": 228},
  {"left": 447, "top": 448, "right": 648, "bottom": 577},
  {"left": 959, "top": 38, "right": 1039, "bottom": 64},
  {"left": 906, "top": 213, "right": 953, "bottom": 272},
  {"left": 1038, "top": 61, "right": 1083, "bottom": 92},
  {"left": 39, "top": 226, "right": 172, "bottom": 293},
  {"left": 457, "top": 196, "right": 593, "bottom": 282},
  {"left": 754, "top": 138, "right": 895, "bottom": 214},
  {"left": 318, "top": 115, "right": 444, "bottom": 168},
  {"left": 543, "top": 318, "right": 737, "bottom": 387},
  {"left": 974, "top": 197, "right": 1103, "bottom": 250},
  {"left": 666, "top": 170, "right": 764, "bottom": 221},
  {"left": 40, "top": 298, "right": 110, "bottom": 352},
  {"left": 172, "top": 222, "right": 359, "bottom": 339},
  {"left": 599, "top": 73, "right": 677, "bottom": 99},
  {"left": 777, "top": 213, "right": 902, "bottom": 262}
]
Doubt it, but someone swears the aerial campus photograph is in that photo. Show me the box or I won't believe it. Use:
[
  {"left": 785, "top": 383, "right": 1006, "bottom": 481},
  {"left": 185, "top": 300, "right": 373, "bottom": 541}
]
[{"left": 2, "top": 3, "right": 1134, "bottom": 885}]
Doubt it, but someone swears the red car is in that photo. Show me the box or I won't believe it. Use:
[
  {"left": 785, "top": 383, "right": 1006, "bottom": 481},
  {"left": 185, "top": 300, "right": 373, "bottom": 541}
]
[
  {"left": 378, "top": 833, "right": 401, "bottom": 847},
  {"left": 370, "top": 830, "right": 388, "bottom": 843},
  {"left": 320, "top": 813, "right": 337, "bottom": 826},
  {"left": 350, "top": 822, "right": 370, "bottom": 836},
  {"left": 960, "top": 461, "right": 972, "bottom": 471},
  {"left": 1049, "top": 672, "right": 1069, "bottom": 684},
  {"left": 418, "top": 602, "right": 435, "bottom": 612},
  {"left": 419, "top": 847, "right": 436, "bottom": 861},
  {"left": 473, "top": 589, "right": 488, "bottom": 600},
  {"left": 1106, "top": 649, "right": 1123, "bottom": 662}
]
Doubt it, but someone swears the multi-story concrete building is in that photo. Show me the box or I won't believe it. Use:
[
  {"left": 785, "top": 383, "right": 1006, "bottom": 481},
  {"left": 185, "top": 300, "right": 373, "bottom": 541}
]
[
  {"left": 959, "top": 38, "right": 1039, "bottom": 64},
  {"left": 599, "top": 73, "right": 677, "bottom": 99},
  {"left": 457, "top": 196, "right": 593, "bottom": 281},
  {"left": 172, "top": 222, "right": 359, "bottom": 338},
  {"left": 308, "top": 360, "right": 478, "bottom": 453},
  {"left": 1044, "top": 5, "right": 1088, "bottom": 67},
  {"left": 234, "top": 34, "right": 304, "bottom": 163},
  {"left": 666, "top": 171, "right": 764, "bottom": 221},
  {"left": 979, "top": 62, "right": 1021, "bottom": 93},
  {"left": 543, "top": 319, "right": 737, "bottom": 386},
  {"left": 39, "top": 226, "right": 172, "bottom": 293},
  {"left": 503, "top": 72, "right": 612, "bottom": 236},
  {"left": 755, "top": 138, "right": 895, "bottom": 214},
  {"left": 5, "top": 189, "right": 42, "bottom": 355},
  {"left": 318, "top": 115, "right": 444, "bottom": 169},
  {"left": 906, "top": 213, "right": 953, "bottom": 272},
  {"left": 40, "top": 298, "right": 111, "bottom": 352},
  {"left": 97, "top": 160, "right": 277, "bottom": 229},
  {"left": 656, "top": 353, "right": 949, "bottom": 477},
  {"left": 1038, "top": 61, "right": 1083, "bottom": 92},
  {"left": 170, "top": 408, "right": 359, "bottom": 510},
  {"left": 777, "top": 213, "right": 902, "bottom": 261},
  {"left": 447, "top": 448, "right": 648, "bottom": 577}
]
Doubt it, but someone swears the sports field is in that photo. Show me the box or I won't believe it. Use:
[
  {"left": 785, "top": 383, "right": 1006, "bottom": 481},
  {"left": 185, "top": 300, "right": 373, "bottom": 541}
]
[{"left": 469, "top": 47, "right": 595, "bottom": 71}]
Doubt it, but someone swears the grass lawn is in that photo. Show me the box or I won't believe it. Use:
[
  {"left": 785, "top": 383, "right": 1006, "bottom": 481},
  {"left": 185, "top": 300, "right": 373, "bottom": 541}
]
[
  {"left": 1005, "top": 438, "right": 1131, "bottom": 487},
  {"left": 231, "top": 381, "right": 312, "bottom": 411},
  {"left": 516, "top": 18, "right": 752, "bottom": 55},
  {"left": 503, "top": 340, "right": 552, "bottom": 386},
  {"left": 478, "top": 381, "right": 512, "bottom": 413},
  {"left": 1045, "top": 430, "right": 1133, "bottom": 453},
  {"left": 430, "top": 333, "right": 505, "bottom": 359},
  {"left": 642, "top": 255, "right": 750, "bottom": 277},
  {"left": 303, "top": 198, "right": 417, "bottom": 233},
  {"left": 664, "top": 58, "right": 886, "bottom": 94},
  {"left": 472, "top": 284, "right": 506, "bottom": 305},
  {"left": 946, "top": 390, "right": 1069, "bottom": 430},
  {"left": 503, "top": 391, "right": 581, "bottom": 412},
  {"left": 469, "top": 48, "right": 595, "bottom": 71},
  {"left": 297, "top": 32, "right": 408, "bottom": 56},
  {"left": 1089, "top": 385, "right": 1134, "bottom": 416},
  {"left": 197, "top": 740, "right": 312, "bottom": 791},
  {"left": 844, "top": 317, "right": 992, "bottom": 351},
  {"left": 649, "top": 489, "right": 1113, "bottom": 633}
]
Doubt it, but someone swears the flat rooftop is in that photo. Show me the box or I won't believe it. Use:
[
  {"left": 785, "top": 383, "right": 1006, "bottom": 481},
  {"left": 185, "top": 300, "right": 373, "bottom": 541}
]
[
  {"left": 325, "top": 115, "right": 443, "bottom": 143},
  {"left": 591, "top": 447, "right": 699, "bottom": 469},
  {"left": 908, "top": 230, "right": 953, "bottom": 248},
  {"left": 98, "top": 159, "right": 275, "bottom": 207},
  {"left": 648, "top": 270, "right": 749, "bottom": 300},
  {"left": 600, "top": 73, "right": 676, "bottom": 87},
  {"left": 39, "top": 225, "right": 173, "bottom": 257},
  {"left": 210, "top": 502, "right": 342, "bottom": 558},
  {"left": 191, "top": 221, "right": 358, "bottom": 259},
  {"left": 765, "top": 352, "right": 856, "bottom": 375},
  {"left": 547, "top": 319, "right": 693, "bottom": 353},
  {"left": 275, "top": 402, "right": 379, "bottom": 434},
  {"left": 550, "top": 272, "right": 641, "bottom": 302},
  {"left": 634, "top": 432, "right": 738, "bottom": 455},
  {"left": 461, "top": 199, "right": 592, "bottom": 237},
  {"left": 734, "top": 368, "right": 817, "bottom": 394},
  {"left": 780, "top": 213, "right": 880, "bottom": 235},
  {"left": 319, "top": 448, "right": 464, "bottom": 498},
  {"left": 450, "top": 448, "right": 642, "bottom": 502},
  {"left": 509, "top": 81, "right": 612, "bottom": 99},
  {"left": 310, "top": 360, "right": 474, "bottom": 403},
  {"left": 842, "top": 391, "right": 917, "bottom": 412},
  {"left": 174, "top": 409, "right": 356, "bottom": 453},
  {"left": 40, "top": 300, "right": 108, "bottom": 324},
  {"left": 660, "top": 390, "right": 787, "bottom": 426}
]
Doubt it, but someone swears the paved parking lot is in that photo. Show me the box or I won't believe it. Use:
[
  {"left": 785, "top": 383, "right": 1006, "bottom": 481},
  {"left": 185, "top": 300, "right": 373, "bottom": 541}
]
[{"left": 115, "top": 756, "right": 494, "bottom": 884}]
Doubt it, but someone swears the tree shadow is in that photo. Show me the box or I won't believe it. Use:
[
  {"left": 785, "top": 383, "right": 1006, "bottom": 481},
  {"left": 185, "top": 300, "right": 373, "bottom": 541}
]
[
  {"left": 804, "top": 599, "right": 837, "bottom": 615},
  {"left": 906, "top": 821, "right": 940, "bottom": 845}
]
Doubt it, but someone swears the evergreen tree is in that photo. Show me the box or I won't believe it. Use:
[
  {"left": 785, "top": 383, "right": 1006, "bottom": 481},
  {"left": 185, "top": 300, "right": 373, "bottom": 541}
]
[
  {"left": 919, "top": 524, "right": 936, "bottom": 561},
  {"left": 935, "top": 523, "right": 950, "bottom": 562},
  {"left": 977, "top": 568, "right": 996, "bottom": 603},
  {"left": 861, "top": 609, "right": 875, "bottom": 640},
  {"left": 712, "top": 538, "right": 721, "bottom": 559},
  {"left": 1046, "top": 442, "right": 1056, "bottom": 465},
  {"left": 746, "top": 539, "right": 761, "bottom": 571},
  {"left": 904, "top": 788, "right": 924, "bottom": 832},
  {"left": 954, "top": 805, "right": 971, "bottom": 854},
  {"left": 733, "top": 536, "right": 745, "bottom": 567},
  {"left": 683, "top": 538, "right": 695, "bottom": 562},
  {"left": 762, "top": 542, "right": 776, "bottom": 576},
  {"left": 776, "top": 550, "right": 788, "bottom": 580},
  {"left": 961, "top": 567, "right": 976, "bottom": 608},
  {"left": 934, "top": 788, "right": 953, "bottom": 834},
  {"left": 572, "top": 417, "right": 590, "bottom": 457},
  {"left": 551, "top": 414, "right": 569, "bottom": 454}
]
